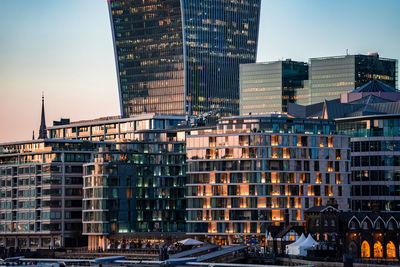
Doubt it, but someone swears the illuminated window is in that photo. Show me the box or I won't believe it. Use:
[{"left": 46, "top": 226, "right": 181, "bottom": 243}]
[
  {"left": 361, "top": 241, "right": 370, "bottom": 258},
  {"left": 387, "top": 241, "right": 396, "bottom": 258},
  {"left": 373, "top": 241, "right": 383, "bottom": 258}
]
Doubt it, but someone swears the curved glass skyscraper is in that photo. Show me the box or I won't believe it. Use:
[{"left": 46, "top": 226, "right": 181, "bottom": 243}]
[{"left": 108, "top": 0, "right": 261, "bottom": 117}]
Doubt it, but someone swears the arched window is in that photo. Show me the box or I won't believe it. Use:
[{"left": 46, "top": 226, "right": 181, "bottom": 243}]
[
  {"left": 361, "top": 241, "right": 370, "bottom": 258},
  {"left": 388, "top": 220, "right": 396, "bottom": 230},
  {"left": 349, "top": 242, "right": 357, "bottom": 256},
  {"left": 375, "top": 220, "right": 382, "bottom": 230},
  {"left": 331, "top": 219, "right": 335, "bottom": 227},
  {"left": 374, "top": 241, "right": 383, "bottom": 258},
  {"left": 387, "top": 241, "right": 396, "bottom": 258},
  {"left": 350, "top": 220, "right": 357, "bottom": 229},
  {"left": 324, "top": 219, "right": 328, "bottom": 226},
  {"left": 315, "top": 219, "right": 319, "bottom": 226},
  {"left": 362, "top": 221, "right": 370, "bottom": 230}
]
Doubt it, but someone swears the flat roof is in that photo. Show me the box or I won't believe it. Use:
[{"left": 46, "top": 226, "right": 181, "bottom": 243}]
[
  {"left": 0, "top": 138, "right": 96, "bottom": 147},
  {"left": 48, "top": 114, "right": 186, "bottom": 130}
]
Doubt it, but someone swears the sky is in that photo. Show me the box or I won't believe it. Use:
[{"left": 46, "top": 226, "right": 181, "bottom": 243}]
[{"left": 0, "top": 0, "right": 399, "bottom": 142}]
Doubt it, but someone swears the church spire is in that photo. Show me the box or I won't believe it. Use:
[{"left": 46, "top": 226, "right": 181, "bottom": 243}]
[{"left": 38, "top": 92, "right": 47, "bottom": 139}]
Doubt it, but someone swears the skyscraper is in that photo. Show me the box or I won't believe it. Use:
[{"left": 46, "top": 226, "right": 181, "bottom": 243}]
[
  {"left": 239, "top": 60, "right": 308, "bottom": 115},
  {"left": 108, "top": 0, "right": 261, "bottom": 117},
  {"left": 309, "top": 53, "right": 397, "bottom": 104}
]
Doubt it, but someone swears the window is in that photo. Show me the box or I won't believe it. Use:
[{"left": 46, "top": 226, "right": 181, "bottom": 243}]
[
  {"left": 361, "top": 241, "right": 370, "bottom": 258},
  {"left": 387, "top": 241, "right": 396, "bottom": 258},
  {"left": 373, "top": 241, "right": 383, "bottom": 258}
]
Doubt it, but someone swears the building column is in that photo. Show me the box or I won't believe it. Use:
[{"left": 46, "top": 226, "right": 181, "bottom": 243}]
[
  {"left": 14, "top": 238, "right": 18, "bottom": 249},
  {"left": 102, "top": 236, "right": 107, "bottom": 251},
  {"left": 38, "top": 237, "right": 42, "bottom": 248},
  {"left": 26, "top": 237, "right": 30, "bottom": 249},
  {"left": 50, "top": 237, "right": 55, "bottom": 249}
]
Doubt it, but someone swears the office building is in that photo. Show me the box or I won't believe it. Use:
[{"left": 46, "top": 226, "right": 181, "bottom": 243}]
[
  {"left": 239, "top": 60, "right": 308, "bottom": 114},
  {"left": 289, "top": 79, "right": 400, "bottom": 211},
  {"left": 108, "top": 0, "right": 261, "bottom": 117},
  {"left": 0, "top": 140, "right": 95, "bottom": 249},
  {"left": 309, "top": 53, "right": 397, "bottom": 104},
  {"left": 186, "top": 114, "right": 350, "bottom": 244}
]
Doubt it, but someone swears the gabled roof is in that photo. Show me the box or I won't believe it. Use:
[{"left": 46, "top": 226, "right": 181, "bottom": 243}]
[
  {"left": 321, "top": 101, "right": 363, "bottom": 120},
  {"left": 305, "top": 205, "right": 340, "bottom": 213},
  {"left": 339, "top": 211, "right": 400, "bottom": 224},
  {"left": 267, "top": 225, "right": 304, "bottom": 239},
  {"left": 349, "top": 94, "right": 396, "bottom": 105},
  {"left": 353, "top": 79, "right": 398, "bottom": 93}
]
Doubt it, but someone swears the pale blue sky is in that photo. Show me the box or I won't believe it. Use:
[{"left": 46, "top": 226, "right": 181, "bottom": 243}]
[{"left": 1, "top": 0, "right": 399, "bottom": 142}]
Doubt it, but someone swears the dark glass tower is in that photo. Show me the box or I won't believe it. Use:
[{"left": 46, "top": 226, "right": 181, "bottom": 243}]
[{"left": 108, "top": 0, "right": 261, "bottom": 117}]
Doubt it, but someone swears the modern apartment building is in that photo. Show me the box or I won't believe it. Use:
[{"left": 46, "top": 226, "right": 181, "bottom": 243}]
[
  {"left": 0, "top": 140, "right": 96, "bottom": 249},
  {"left": 83, "top": 133, "right": 186, "bottom": 250},
  {"left": 309, "top": 53, "right": 397, "bottom": 104},
  {"left": 48, "top": 114, "right": 185, "bottom": 142},
  {"left": 239, "top": 60, "right": 308, "bottom": 114},
  {"left": 47, "top": 115, "right": 188, "bottom": 250},
  {"left": 289, "top": 79, "right": 400, "bottom": 212},
  {"left": 108, "top": 0, "right": 261, "bottom": 117},
  {"left": 185, "top": 115, "right": 351, "bottom": 244}
]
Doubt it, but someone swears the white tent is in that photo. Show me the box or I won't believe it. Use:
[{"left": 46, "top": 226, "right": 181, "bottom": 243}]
[
  {"left": 298, "top": 234, "right": 318, "bottom": 256},
  {"left": 286, "top": 233, "right": 306, "bottom": 255},
  {"left": 175, "top": 238, "right": 204, "bottom": 246}
]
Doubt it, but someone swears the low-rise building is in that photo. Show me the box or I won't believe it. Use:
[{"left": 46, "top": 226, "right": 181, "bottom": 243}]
[{"left": 305, "top": 204, "right": 400, "bottom": 261}]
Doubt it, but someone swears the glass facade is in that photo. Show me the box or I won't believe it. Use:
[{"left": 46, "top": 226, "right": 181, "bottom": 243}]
[
  {"left": 310, "top": 54, "right": 397, "bottom": 104},
  {"left": 109, "top": 0, "right": 185, "bottom": 115},
  {"left": 337, "top": 115, "right": 400, "bottom": 211},
  {"left": 186, "top": 115, "right": 350, "bottom": 244},
  {"left": 109, "top": 0, "right": 261, "bottom": 117},
  {"left": 83, "top": 133, "right": 186, "bottom": 250},
  {"left": 48, "top": 115, "right": 185, "bottom": 142},
  {"left": 240, "top": 61, "right": 308, "bottom": 114},
  {"left": 0, "top": 140, "right": 95, "bottom": 249}
]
